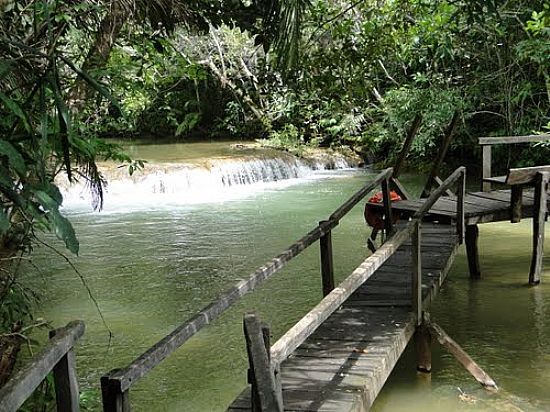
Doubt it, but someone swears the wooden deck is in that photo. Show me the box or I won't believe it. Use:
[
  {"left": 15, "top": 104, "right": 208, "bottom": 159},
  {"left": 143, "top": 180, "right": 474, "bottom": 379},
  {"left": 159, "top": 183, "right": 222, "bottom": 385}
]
[
  {"left": 375, "top": 188, "right": 550, "bottom": 225},
  {"left": 228, "top": 223, "right": 459, "bottom": 411}
]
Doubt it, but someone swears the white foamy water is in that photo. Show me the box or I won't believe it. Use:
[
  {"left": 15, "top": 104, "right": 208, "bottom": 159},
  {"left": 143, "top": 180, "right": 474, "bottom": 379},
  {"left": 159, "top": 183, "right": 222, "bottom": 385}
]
[{"left": 60, "top": 154, "right": 358, "bottom": 212}]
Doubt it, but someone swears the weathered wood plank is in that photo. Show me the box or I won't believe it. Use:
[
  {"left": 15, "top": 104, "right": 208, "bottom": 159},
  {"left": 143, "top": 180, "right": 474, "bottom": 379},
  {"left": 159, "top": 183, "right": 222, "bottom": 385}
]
[
  {"left": 414, "top": 324, "right": 431, "bottom": 373},
  {"left": 465, "top": 225, "right": 481, "bottom": 279},
  {"left": 411, "top": 221, "right": 422, "bottom": 325},
  {"left": 482, "top": 145, "right": 492, "bottom": 192},
  {"left": 244, "top": 314, "right": 283, "bottom": 412},
  {"left": 429, "top": 322, "right": 498, "bottom": 390},
  {"left": 319, "top": 223, "right": 335, "bottom": 297},
  {"left": 528, "top": 172, "right": 548, "bottom": 285},
  {"left": 510, "top": 185, "right": 523, "bottom": 223},
  {"left": 0, "top": 321, "right": 85, "bottom": 412},
  {"left": 49, "top": 328, "right": 80, "bottom": 412},
  {"left": 507, "top": 166, "right": 550, "bottom": 186},
  {"left": 382, "top": 177, "right": 394, "bottom": 235},
  {"left": 478, "top": 134, "right": 550, "bottom": 145}
]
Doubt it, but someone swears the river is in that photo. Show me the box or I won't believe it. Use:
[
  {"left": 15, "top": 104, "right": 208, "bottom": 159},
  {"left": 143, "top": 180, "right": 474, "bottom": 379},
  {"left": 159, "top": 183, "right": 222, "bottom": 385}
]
[{"left": 26, "top": 141, "right": 549, "bottom": 411}]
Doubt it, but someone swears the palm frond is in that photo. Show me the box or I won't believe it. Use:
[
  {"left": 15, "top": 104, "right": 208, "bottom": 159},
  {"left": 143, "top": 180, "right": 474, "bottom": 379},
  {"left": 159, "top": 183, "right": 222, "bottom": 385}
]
[{"left": 273, "top": 0, "right": 311, "bottom": 77}]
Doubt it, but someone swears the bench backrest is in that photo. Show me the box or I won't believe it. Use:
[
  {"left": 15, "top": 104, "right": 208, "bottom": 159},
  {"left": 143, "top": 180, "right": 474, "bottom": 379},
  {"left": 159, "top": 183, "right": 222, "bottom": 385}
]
[
  {"left": 506, "top": 166, "right": 550, "bottom": 185},
  {"left": 479, "top": 134, "right": 550, "bottom": 191}
]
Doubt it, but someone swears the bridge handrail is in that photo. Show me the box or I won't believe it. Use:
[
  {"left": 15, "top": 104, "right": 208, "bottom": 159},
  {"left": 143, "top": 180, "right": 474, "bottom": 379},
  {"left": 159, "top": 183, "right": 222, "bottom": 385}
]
[
  {"left": 100, "top": 168, "right": 394, "bottom": 410},
  {"left": 269, "top": 166, "right": 465, "bottom": 366},
  {"left": 478, "top": 134, "right": 550, "bottom": 191},
  {"left": 478, "top": 134, "right": 550, "bottom": 146},
  {"left": 0, "top": 321, "right": 85, "bottom": 412}
]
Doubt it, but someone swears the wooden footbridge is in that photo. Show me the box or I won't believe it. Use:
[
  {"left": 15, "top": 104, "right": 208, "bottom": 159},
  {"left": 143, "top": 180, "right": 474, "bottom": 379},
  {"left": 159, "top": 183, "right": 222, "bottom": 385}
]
[{"left": 1, "top": 134, "right": 548, "bottom": 412}]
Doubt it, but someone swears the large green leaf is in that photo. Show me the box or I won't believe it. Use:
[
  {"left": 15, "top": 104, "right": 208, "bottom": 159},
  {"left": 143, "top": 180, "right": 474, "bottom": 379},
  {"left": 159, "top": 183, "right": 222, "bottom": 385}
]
[
  {"left": 33, "top": 190, "right": 60, "bottom": 211},
  {"left": 0, "top": 92, "right": 31, "bottom": 132},
  {"left": 0, "top": 139, "right": 26, "bottom": 176},
  {"left": 52, "top": 211, "right": 79, "bottom": 255}
]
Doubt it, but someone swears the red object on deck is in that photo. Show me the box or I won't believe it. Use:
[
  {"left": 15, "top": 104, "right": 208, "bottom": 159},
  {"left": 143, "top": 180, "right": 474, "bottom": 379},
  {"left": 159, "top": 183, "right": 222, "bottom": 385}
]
[{"left": 364, "top": 191, "right": 402, "bottom": 230}]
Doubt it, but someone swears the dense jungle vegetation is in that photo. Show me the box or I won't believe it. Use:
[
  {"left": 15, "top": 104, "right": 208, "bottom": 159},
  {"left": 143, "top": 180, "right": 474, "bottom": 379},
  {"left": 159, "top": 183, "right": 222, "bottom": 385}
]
[{"left": 0, "top": 0, "right": 548, "bottom": 394}]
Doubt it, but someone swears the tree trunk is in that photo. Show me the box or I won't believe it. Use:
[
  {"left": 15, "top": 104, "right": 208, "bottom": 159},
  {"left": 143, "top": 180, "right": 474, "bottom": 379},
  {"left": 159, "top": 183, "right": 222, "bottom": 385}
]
[
  {"left": 68, "top": 1, "right": 128, "bottom": 110},
  {"left": 0, "top": 324, "right": 23, "bottom": 388}
]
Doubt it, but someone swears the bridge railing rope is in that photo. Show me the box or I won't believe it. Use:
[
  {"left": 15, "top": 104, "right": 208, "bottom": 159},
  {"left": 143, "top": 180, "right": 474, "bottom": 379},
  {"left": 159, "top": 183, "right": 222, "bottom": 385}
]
[
  {"left": 100, "top": 168, "right": 396, "bottom": 412},
  {"left": 244, "top": 166, "right": 466, "bottom": 411}
]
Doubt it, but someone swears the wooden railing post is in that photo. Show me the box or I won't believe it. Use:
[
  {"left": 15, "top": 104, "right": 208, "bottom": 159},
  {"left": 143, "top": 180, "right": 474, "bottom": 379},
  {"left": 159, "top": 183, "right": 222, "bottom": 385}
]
[
  {"left": 319, "top": 221, "right": 335, "bottom": 296},
  {"left": 465, "top": 225, "right": 481, "bottom": 279},
  {"left": 49, "top": 329, "right": 80, "bottom": 412},
  {"left": 411, "top": 220, "right": 422, "bottom": 325},
  {"left": 456, "top": 169, "right": 465, "bottom": 244},
  {"left": 414, "top": 321, "right": 432, "bottom": 374},
  {"left": 528, "top": 172, "right": 548, "bottom": 285},
  {"left": 0, "top": 321, "right": 84, "bottom": 412},
  {"left": 482, "top": 145, "right": 492, "bottom": 192},
  {"left": 381, "top": 177, "right": 394, "bottom": 236},
  {"left": 243, "top": 314, "right": 283, "bottom": 412},
  {"left": 101, "top": 376, "right": 129, "bottom": 412}
]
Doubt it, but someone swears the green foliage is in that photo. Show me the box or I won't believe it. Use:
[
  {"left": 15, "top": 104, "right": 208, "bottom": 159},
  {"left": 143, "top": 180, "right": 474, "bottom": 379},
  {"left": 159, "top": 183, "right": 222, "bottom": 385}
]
[
  {"left": 252, "top": 0, "right": 549, "bottom": 165},
  {"left": 0, "top": 0, "right": 141, "bottom": 339},
  {"left": 19, "top": 373, "right": 56, "bottom": 412}
]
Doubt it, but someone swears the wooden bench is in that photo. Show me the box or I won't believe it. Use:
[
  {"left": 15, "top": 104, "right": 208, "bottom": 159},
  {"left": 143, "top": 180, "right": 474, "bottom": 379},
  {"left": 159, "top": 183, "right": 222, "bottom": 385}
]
[
  {"left": 482, "top": 166, "right": 550, "bottom": 224},
  {"left": 483, "top": 165, "right": 550, "bottom": 186},
  {"left": 479, "top": 133, "right": 550, "bottom": 192},
  {"left": 479, "top": 135, "right": 550, "bottom": 284}
]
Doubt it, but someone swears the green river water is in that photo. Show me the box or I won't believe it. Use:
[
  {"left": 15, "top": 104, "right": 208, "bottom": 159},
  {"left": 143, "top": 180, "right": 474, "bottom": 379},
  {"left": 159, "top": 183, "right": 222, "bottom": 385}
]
[{"left": 25, "top": 142, "right": 550, "bottom": 411}]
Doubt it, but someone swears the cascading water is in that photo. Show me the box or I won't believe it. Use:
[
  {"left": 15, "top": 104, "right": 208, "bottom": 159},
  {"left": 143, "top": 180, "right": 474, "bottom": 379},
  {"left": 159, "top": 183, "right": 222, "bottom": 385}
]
[{"left": 60, "top": 152, "right": 359, "bottom": 211}]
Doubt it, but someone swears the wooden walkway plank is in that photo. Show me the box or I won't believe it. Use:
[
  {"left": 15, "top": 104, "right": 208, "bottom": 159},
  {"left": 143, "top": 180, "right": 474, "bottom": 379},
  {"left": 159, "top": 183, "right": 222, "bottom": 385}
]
[{"left": 369, "top": 188, "right": 550, "bottom": 225}]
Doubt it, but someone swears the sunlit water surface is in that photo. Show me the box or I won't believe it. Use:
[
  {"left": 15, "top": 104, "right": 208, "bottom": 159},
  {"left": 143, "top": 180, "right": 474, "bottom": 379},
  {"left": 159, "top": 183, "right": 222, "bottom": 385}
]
[{"left": 25, "top": 141, "right": 550, "bottom": 411}]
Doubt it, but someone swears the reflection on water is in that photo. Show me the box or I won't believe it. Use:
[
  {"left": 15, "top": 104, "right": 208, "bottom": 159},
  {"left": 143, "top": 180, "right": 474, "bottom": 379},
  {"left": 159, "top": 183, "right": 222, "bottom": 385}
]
[{"left": 25, "top": 141, "right": 550, "bottom": 411}]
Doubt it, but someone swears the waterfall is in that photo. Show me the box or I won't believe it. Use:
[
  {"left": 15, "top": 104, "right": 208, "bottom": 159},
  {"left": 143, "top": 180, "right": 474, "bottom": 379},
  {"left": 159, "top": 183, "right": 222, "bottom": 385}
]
[{"left": 60, "top": 153, "right": 358, "bottom": 211}]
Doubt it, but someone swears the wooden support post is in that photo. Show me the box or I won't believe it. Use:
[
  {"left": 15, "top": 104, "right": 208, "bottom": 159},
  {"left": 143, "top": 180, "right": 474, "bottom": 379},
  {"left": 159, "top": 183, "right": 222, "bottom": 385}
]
[
  {"left": 529, "top": 172, "right": 548, "bottom": 285},
  {"left": 243, "top": 314, "right": 283, "bottom": 412},
  {"left": 420, "top": 110, "right": 460, "bottom": 198},
  {"left": 429, "top": 322, "right": 498, "bottom": 390},
  {"left": 465, "top": 225, "right": 481, "bottom": 279},
  {"left": 319, "top": 221, "right": 335, "bottom": 296},
  {"left": 482, "top": 145, "right": 492, "bottom": 192},
  {"left": 414, "top": 323, "right": 432, "bottom": 374},
  {"left": 49, "top": 329, "right": 80, "bottom": 412},
  {"left": 100, "top": 376, "right": 130, "bottom": 412},
  {"left": 457, "top": 171, "right": 465, "bottom": 244},
  {"left": 510, "top": 185, "right": 523, "bottom": 223},
  {"left": 434, "top": 176, "right": 455, "bottom": 198},
  {"left": 390, "top": 177, "right": 411, "bottom": 200},
  {"left": 381, "top": 178, "right": 394, "bottom": 236},
  {"left": 411, "top": 221, "right": 422, "bottom": 325}
]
